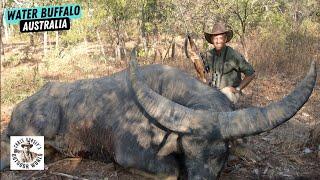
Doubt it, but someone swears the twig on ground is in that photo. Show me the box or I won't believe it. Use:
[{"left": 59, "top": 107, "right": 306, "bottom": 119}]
[
  {"left": 49, "top": 171, "right": 88, "bottom": 180},
  {"left": 25, "top": 158, "right": 83, "bottom": 180}
]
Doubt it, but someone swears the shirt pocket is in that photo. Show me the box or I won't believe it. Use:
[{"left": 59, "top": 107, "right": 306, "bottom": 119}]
[{"left": 222, "top": 61, "right": 236, "bottom": 74}]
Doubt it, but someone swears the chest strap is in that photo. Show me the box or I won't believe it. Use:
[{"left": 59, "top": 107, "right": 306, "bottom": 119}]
[{"left": 212, "top": 47, "right": 228, "bottom": 88}]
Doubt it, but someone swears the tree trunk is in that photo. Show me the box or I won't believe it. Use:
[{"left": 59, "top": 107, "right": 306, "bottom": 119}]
[
  {"left": 115, "top": 22, "right": 121, "bottom": 61},
  {"left": 3, "top": 26, "right": 9, "bottom": 43},
  {"left": 1, "top": 0, "right": 8, "bottom": 43},
  {"left": 239, "top": 33, "right": 249, "bottom": 61},
  {"left": 0, "top": 0, "right": 5, "bottom": 63},
  {"left": 96, "top": 29, "right": 106, "bottom": 59},
  {"left": 140, "top": 5, "right": 148, "bottom": 52},
  {"left": 120, "top": 39, "right": 126, "bottom": 60},
  {"left": 171, "top": 40, "right": 176, "bottom": 60},
  {"left": 55, "top": 31, "right": 59, "bottom": 50},
  {"left": 153, "top": 49, "right": 162, "bottom": 63},
  {"left": 115, "top": 44, "right": 121, "bottom": 62},
  {"left": 43, "top": 32, "right": 48, "bottom": 56},
  {"left": 29, "top": 33, "right": 34, "bottom": 47},
  {"left": 114, "top": 20, "right": 126, "bottom": 62},
  {"left": 0, "top": 25, "right": 4, "bottom": 70}
]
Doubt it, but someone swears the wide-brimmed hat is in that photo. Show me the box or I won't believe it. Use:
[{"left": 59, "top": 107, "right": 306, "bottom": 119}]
[
  {"left": 21, "top": 142, "right": 33, "bottom": 148},
  {"left": 204, "top": 22, "right": 233, "bottom": 44}
]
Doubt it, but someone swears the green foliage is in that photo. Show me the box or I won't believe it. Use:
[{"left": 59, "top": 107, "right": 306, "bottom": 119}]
[
  {"left": 105, "top": 0, "right": 139, "bottom": 23},
  {"left": 60, "top": 22, "right": 84, "bottom": 45},
  {"left": 200, "top": 0, "right": 265, "bottom": 41},
  {"left": 60, "top": 2, "right": 109, "bottom": 45},
  {"left": 141, "top": 0, "right": 174, "bottom": 33},
  {"left": 138, "top": 48, "right": 147, "bottom": 57}
]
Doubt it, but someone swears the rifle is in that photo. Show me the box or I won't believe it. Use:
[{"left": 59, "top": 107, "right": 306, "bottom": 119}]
[{"left": 184, "top": 34, "right": 208, "bottom": 83}]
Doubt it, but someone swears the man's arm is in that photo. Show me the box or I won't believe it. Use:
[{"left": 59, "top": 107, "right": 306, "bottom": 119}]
[
  {"left": 237, "top": 73, "right": 255, "bottom": 91},
  {"left": 226, "top": 73, "right": 255, "bottom": 93},
  {"left": 229, "top": 50, "right": 255, "bottom": 93}
]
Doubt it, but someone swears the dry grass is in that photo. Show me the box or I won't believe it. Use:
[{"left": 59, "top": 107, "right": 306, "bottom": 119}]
[
  {"left": 309, "top": 123, "right": 320, "bottom": 146},
  {"left": 246, "top": 28, "right": 319, "bottom": 77}
]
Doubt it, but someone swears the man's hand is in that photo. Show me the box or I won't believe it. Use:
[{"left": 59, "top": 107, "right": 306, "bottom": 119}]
[{"left": 223, "top": 86, "right": 240, "bottom": 93}]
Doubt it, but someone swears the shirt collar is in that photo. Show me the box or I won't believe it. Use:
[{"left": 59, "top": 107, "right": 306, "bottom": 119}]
[{"left": 213, "top": 46, "right": 227, "bottom": 57}]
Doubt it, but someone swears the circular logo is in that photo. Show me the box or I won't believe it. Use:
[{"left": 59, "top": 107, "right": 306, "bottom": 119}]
[{"left": 10, "top": 136, "right": 44, "bottom": 170}]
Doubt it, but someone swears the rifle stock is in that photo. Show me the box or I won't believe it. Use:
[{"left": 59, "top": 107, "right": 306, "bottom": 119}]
[{"left": 184, "top": 35, "right": 207, "bottom": 83}]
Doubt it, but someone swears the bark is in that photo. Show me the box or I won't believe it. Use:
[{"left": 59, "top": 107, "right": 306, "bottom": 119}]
[
  {"left": 43, "top": 32, "right": 48, "bottom": 56},
  {"left": 231, "top": 0, "right": 250, "bottom": 60},
  {"left": 55, "top": 31, "right": 59, "bottom": 50},
  {"left": 114, "top": 17, "right": 126, "bottom": 61},
  {"left": 153, "top": 49, "right": 162, "bottom": 63},
  {"left": 140, "top": 5, "right": 148, "bottom": 51},
  {"left": 115, "top": 18, "right": 121, "bottom": 61},
  {"left": 153, "top": 31, "right": 162, "bottom": 63},
  {"left": 0, "top": 1, "right": 5, "bottom": 60},
  {"left": 162, "top": 37, "right": 175, "bottom": 63},
  {"left": 171, "top": 40, "right": 176, "bottom": 60},
  {"left": 240, "top": 36, "right": 249, "bottom": 60},
  {"left": 1, "top": 0, "right": 8, "bottom": 43},
  {"left": 30, "top": 33, "right": 34, "bottom": 47},
  {"left": 115, "top": 45, "right": 121, "bottom": 61},
  {"left": 96, "top": 29, "right": 106, "bottom": 59}
]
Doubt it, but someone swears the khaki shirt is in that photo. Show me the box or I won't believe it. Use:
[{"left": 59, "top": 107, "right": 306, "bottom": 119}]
[{"left": 202, "top": 46, "right": 254, "bottom": 89}]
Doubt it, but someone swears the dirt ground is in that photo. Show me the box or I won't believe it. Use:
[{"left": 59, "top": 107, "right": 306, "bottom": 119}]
[{"left": 1, "top": 73, "right": 319, "bottom": 180}]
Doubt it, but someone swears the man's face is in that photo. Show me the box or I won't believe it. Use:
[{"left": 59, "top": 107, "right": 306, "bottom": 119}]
[
  {"left": 212, "top": 34, "right": 227, "bottom": 51},
  {"left": 23, "top": 146, "right": 30, "bottom": 152}
]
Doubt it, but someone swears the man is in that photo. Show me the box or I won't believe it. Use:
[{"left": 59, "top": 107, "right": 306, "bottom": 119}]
[
  {"left": 186, "top": 23, "right": 258, "bottom": 161},
  {"left": 202, "top": 22, "right": 255, "bottom": 103},
  {"left": 17, "top": 142, "right": 39, "bottom": 163},
  {"left": 201, "top": 22, "right": 260, "bottom": 162}
]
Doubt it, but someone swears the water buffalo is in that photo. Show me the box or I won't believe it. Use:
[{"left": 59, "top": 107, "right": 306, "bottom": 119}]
[{"left": 0, "top": 49, "right": 317, "bottom": 179}]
